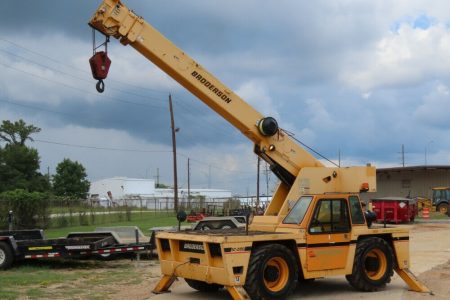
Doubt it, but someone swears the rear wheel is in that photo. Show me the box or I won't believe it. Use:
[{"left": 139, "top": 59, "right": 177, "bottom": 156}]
[
  {"left": 244, "top": 244, "right": 298, "bottom": 300},
  {"left": 346, "top": 237, "right": 394, "bottom": 291},
  {"left": 437, "top": 203, "right": 448, "bottom": 214},
  {"left": 0, "top": 242, "right": 14, "bottom": 270},
  {"left": 185, "top": 279, "right": 222, "bottom": 292}
]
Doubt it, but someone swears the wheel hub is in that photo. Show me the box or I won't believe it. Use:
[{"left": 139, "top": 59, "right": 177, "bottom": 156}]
[
  {"left": 264, "top": 265, "right": 280, "bottom": 282},
  {"left": 364, "top": 249, "right": 387, "bottom": 281},
  {"left": 365, "top": 256, "right": 380, "bottom": 272},
  {"left": 263, "top": 257, "right": 289, "bottom": 292},
  {"left": 0, "top": 249, "right": 5, "bottom": 265}
]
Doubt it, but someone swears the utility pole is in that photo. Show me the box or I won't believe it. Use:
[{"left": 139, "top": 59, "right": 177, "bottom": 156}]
[
  {"left": 169, "top": 94, "right": 179, "bottom": 212},
  {"left": 156, "top": 168, "right": 160, "bottom": 187},
  {"left": 401, "top": 144, "right": 405, "bottom": 167},
  {"left": 208, "top": 164, "right": 212, "bottom": 189},
  {"left": 256, "top": 156, "right": 260, "bottom": 209},
  {"left": 338, "top": 149, "right": 341, "bottom": 167},
  {"left": 264, "top": 162, "right": 269, "bottom": 197},
  {"left": 187, "top": 158, "right": 191, "bottom": 208}
]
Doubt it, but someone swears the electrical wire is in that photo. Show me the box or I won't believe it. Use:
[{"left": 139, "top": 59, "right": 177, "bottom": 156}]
[
  {"left": 0, "top": 36, "right": 169, "bottom": 95},
  {"left": 34, "top": 139, "right": 172, "bottom": 153},
  {"left": 0, "top": 60, "right": 165, "bottom": 110}
]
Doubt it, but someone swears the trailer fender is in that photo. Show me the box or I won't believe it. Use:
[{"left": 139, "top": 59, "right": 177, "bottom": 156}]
[{"left": 0, "top": 236, "right": 18, "bottom": 252}]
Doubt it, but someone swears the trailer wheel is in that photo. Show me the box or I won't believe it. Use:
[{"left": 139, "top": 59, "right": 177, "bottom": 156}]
[
  {"left": 185, "top": 279, "right": 222, "bottom": 292},
  {"left": 346, "top": 237, "right": 394, "bottom": 291},
  {"left": 0, "top": 241, "right": 14, "bottom": 270},
  {"left": 96, "top": 253, "right": 117, "bottom": 260},
  {"left": 244, "top": 244, "right": 298, "bottom": 300}
]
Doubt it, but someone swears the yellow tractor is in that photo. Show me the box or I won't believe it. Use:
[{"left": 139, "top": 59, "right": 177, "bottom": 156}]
[
  {"left": 88, "top": 1, "right": 430, "bottom": 299},
  {"left": 432, "top": 187, "right": 450, "bottom": 214}
]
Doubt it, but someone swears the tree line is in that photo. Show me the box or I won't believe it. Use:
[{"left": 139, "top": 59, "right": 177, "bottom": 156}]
[{"left": 0, "top": 119, "right": 90, "bottom": 229}]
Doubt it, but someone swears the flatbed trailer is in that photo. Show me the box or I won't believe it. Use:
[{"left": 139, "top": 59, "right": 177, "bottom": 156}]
[{"left": 0, "top": 229, "right": 154, "bottom": 270}]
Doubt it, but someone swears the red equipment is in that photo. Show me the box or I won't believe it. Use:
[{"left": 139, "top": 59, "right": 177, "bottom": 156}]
[
  {"left": 89, "top": 51, "right": 111, "bottom": 80},
  {"left": 89, "top": 51, "right": 111, "bottom": 93},
  {"left": 371, "top": 197, "right": 418, "bottom": 224},
  {"left": 89, "top": 29, "right": 111, "bottom": 93},
  {"left": 186, "top": 213, "right": 207, "bottom": 222}
]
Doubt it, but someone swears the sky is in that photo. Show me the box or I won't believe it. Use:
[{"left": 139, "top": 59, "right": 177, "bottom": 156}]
[{"left": 1, "top": 1, "right": 450, "bottom": 196}]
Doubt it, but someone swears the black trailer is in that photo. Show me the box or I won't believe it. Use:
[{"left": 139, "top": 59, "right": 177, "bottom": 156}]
[{"left": 0, "top": 229, "right": 154, "bottom": 270}]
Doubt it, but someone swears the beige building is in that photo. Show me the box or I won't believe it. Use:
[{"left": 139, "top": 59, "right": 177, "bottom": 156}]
[{"left": 374, "top": 165, "right": 450, "bottom": 199}]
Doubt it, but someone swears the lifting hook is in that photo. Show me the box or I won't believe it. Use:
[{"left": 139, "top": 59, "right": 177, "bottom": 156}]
[{"left": 96, "top": 79, "right": 105, "bottom": 93}]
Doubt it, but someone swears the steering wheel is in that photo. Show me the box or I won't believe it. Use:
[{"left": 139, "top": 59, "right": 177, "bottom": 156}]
[{"left": 312, "top": 218, "right": 325, "bottom": 232}]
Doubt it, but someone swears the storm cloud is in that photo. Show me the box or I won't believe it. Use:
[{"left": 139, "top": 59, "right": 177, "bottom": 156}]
[{"left": 1, "top": 1, "right": 450, "bottom": 194}]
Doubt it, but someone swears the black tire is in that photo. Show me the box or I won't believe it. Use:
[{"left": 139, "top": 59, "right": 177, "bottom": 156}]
[
  {"left": 437, "top": 203, "right": 448, "bottom": 214},
  {"left": 0, "top": 241, "right": 14, "bottom": 270},
  {"left": 244, "top": 244, "right": 298, "bottom": 300},
  {"left": 185, "top": 279, "right": 222, "bottom": 292},
  {"left": 201, "top": 225, "right": 212, "bottom": 231},
  {"left": 346, "top": 237, "right": 394, "bottom": 292},
  {"left": 96, "top": 253, "right": 117, "bottom": 261}
]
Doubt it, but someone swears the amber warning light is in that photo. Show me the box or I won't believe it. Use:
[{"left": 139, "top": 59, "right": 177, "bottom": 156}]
[{"left": 360, "top": 182, "right": 369, "bottom": 192}]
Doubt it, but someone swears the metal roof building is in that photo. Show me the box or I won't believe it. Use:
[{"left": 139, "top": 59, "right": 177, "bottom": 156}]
[{"left": 375, "top": 165, "right": 450, "bottom": 199}]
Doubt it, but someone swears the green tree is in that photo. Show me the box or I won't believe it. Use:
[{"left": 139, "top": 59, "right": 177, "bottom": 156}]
[
  {"left": 0, "top": 119, "right": 41, "bottom": 146},
  {"left": 0, "top": 119, "right": 48, "bottom": 192},
  {"left": 53, "top": 158, "right": 90, "bottom": 199}
]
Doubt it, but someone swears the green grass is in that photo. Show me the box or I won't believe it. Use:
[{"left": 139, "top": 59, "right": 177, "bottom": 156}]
[
  {"left": 45, "top": 212, "right": 178, "bottom": 238},
  {"left": 0, "top": 259, "right": 152, "bottom": 299}
]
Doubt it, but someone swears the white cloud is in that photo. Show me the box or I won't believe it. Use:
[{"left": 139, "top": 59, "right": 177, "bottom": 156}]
[
  {"left": 413, "top": 82, "right": 450, "bottom": 127},
  {"left": 235, "top": 80, "right": 279, "bottom": 119},
  {"left": 341, "top": 23, "right": 450, "bottom": 91}
]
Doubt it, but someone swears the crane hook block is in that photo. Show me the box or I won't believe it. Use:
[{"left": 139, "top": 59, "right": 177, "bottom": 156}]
[{"left": 89, "top": 51, "right": 111, "bottom": 93}]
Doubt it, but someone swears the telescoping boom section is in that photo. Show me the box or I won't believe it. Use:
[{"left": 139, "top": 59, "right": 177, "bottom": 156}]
[{"left": 88, "top": 0, "right": 376, "bottom": 221}]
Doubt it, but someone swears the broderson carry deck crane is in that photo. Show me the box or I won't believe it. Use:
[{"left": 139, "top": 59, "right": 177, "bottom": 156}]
[{"left": 88, "top": 1, "right": 430, "bottom": 299}]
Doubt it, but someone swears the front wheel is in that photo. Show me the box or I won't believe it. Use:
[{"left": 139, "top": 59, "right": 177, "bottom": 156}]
[
  {"left": 244, "top": 244, "right": 298, "bottom": 300},
  {"left": 346, "top": 237, "right": 394, "bottom": 292},
  {"left": 0, "top": 242, "right": 14, "bottom": 270}
]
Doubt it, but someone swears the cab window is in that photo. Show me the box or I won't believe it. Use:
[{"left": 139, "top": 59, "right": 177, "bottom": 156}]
[
  {"left": 283, "top": 196, "right": 313, "bottom": 224},
  {"left": 309, "top": 199, "right": 350, "bottom": 233},
  {"left": 349, "top": 196, "right": 365, "bottom": 224}
]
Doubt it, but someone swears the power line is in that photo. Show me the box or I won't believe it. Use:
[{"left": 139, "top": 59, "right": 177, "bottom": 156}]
[
  {"left": 0, "top": 48, "right": 167, "bottom": 102},
  {"left": 34, "top": 139, "right": 172, "bottom": 153},
  {"left": 0, "top": 37, "right": 243, "bottom": 142},
  {"left": 0, "top": 36, "right": 170, "bottom": 95},
  {"left": 32, "top": 138, "right": 255, "bottom": 175},
  {"left": 0, "top": 60, "right": 165, "bottom": 109},
  {"left": 0, "top": 38, "right": 260, "bottom": 175}
]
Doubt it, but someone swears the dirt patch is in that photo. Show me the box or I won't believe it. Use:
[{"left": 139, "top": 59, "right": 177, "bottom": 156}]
[
  {"left": 402, "top": 259, "right": 450, "bottom": 300},
  {"left": 109, "top": 260, "right": 164, "bottom": 300},
  {"left": 410, "top": 223, "right": 450, "bottom": 232}
]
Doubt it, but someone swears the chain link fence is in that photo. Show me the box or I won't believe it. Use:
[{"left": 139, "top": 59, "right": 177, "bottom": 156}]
[{"left": 1, "top": 195, "right": 272, "bottom": 230}]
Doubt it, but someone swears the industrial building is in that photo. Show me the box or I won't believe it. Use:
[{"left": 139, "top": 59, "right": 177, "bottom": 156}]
[
  {"left": 88, "top": 177, "right": 232, "bottom": 208},
  {"left": 375, "top": 165, "right": 450, "bottom": 199}
]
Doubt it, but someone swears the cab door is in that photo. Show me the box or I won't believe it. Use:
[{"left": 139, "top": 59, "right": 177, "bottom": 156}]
[{"left": 306, "top": 198, "right": 351, "bottom": 271}]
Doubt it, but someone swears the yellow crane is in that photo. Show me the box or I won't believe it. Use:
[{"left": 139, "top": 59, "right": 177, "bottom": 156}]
[{"left": 88, "top": 1, "right": 429, "bottom": 299}]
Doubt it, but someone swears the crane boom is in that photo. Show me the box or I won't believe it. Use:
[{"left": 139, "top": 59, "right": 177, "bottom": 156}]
[{"left": 89, "top": 0, "right": 376, "bottom": 218}]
